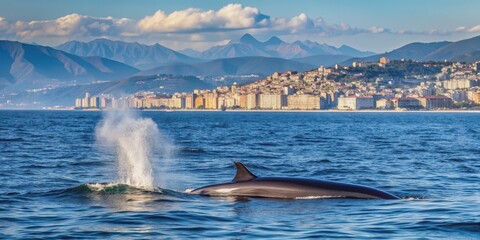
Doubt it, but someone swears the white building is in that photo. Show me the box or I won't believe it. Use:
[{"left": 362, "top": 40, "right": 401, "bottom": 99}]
[
  {"left": 338, "top": 96, "right": 374, "bottom": 110},
  {"left": 258, "top": 94, "right": 286, "bottom": 110}
]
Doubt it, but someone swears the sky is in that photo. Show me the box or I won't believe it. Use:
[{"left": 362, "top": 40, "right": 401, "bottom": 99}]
[{"left": 0, "top": 0, "right": 479, "bottom": 52}]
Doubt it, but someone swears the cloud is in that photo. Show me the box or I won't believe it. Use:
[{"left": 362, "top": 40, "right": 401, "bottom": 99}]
[
  {"left": 138, "top": 4, "right": 267, "bottom": 33},
  {"left": 456, "top": 25, "right": 480, "bottom": 33},
  {"left": 0, "top": 4, "right": 386, "bottom": 41},
  {"left": 0, "top": 4, "right": 475, "bottom": 49},
  {"left": 0, "top": 14, "right": 135, "bottom": 41}
]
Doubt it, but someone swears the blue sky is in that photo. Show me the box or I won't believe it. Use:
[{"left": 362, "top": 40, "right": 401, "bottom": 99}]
[{"left": 0, "top": 0, "right": 479, "bottom": 52}]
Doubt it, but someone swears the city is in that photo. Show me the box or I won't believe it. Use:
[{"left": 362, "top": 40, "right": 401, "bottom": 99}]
[{"left": 76, "top": 57, "right": 480, "bottom": 111}]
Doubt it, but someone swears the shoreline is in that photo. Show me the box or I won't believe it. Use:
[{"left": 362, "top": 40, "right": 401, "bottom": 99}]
[{"left": 3, "top": 108, "right": 480, "bottom": 113}]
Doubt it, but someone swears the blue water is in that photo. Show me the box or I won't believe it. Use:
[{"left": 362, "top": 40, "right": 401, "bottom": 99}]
[{"left": 1, "top": 110, "right": 479, "bottom": 239}]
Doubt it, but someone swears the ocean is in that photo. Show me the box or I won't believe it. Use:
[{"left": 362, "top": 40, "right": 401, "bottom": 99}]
[{"left": 1, "top": 110, "right": 479, "bottom": 239}]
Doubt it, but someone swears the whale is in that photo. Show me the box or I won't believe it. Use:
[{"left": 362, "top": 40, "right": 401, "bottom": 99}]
[{"left": 191, "top": 162, "right": 399, "bottom": 199}]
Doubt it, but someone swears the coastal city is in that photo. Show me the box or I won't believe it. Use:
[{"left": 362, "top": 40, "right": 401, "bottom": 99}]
[{"left": 75, "top": 57, "right": 480, "bottom": 111}]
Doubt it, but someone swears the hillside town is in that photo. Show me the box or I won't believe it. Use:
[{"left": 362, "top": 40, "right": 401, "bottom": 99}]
[{"left": 75, "top": 58, "right": 480, "bottom": 111}]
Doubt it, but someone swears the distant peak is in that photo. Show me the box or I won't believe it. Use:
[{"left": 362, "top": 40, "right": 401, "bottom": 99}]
[
  {"left": 265, "top": 36, "right": 283, "bottom": 45},
  {"left": 239, "top": 33, "right": 260, "bottom": 44},
  {"left": 339, "top": 45, "right": 354, "bottom": 50},
  {"left": 90, "top": 38, "right": 113, "bottom": 43}
]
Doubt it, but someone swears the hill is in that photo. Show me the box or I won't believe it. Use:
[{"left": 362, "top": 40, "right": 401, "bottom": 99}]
[
  {"left": 6, "top": 74, "right": 211, "bottom": 107},
  {"left": 138, "top": 56, "right": 316, "bottom": 76},
  {"left": 342, "top": 34, "right": 480, "bottom": 65},
  {"left": 292, "top": 54, "right": 353, "bottom": 66},
  {"left": 57, "top": 38, "right": 202, "bottom": 70},
  {"left": 198, "top": 34, "right": 375, "bottom": 59},
  {"left": 0, "top": 41, "right": 139, "bottom": 92},
  {"left": 425, "top": 35, "right": 480, "bottom": 62}
]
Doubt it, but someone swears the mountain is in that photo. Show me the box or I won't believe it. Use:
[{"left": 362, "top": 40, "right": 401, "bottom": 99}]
[
  {"left": 292, "top": 54, "right": 353, "bottom": 67},
  {"left": 6, "top": 74, "right": 211, "bottom": 107},
  {"left": 424, "top": 35, "right": 480, "bottom": 62},
  {"left": 57, "top": 38, "right": 202, "bottom": 70},
  {"left": 338, "top": 45, "right": 376, "bottom": 57},
  {"left": 340, "top": 41, "right": 452, "bottom": 65},
  {"left": 179, "top": 48, "right": 203, "bottom": 58},
  {"left": 0, "top": 40, "right": 139, "bottom": 92},
  {"left": 199, "top": 34, "right": 375, "bottom": 59},
  {"left": 138, "top": 56, "right": 315, "bottom": 77},
  {"left": 341, "top": 35, "right": 480, "bottom": 65}
]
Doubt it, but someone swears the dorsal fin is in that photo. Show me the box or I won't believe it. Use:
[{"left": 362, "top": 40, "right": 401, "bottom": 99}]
[{"left": 232, "top": 161, "right": 257, "bottom": 182}]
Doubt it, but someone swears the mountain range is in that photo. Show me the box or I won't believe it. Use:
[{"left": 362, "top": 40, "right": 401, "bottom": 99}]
[
  {"left": 180, "top": 34, "right": 375, "bottom": 60},
  {"left": 342, "top": 35, "right": 480, "bottom": 65},
  {"left": 57, "top": 39, "right": 201, "bottom": 70},
  {"left": 137, "top": 56, "right": 315, "bottom": 77},
  {"left": 7, "top": 74, "right": 211, "bottom": 107},
  {"left": 57, "top": 34, "right": 375, "bottom": 68},
  {"left": 2, "top": 33, "right": 480, "bottom": 108},
  {"left": 0, "top": 41, "right": 139, "bottom": 92}
]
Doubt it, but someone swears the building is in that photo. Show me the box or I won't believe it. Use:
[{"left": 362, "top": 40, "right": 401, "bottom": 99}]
[
  {"left": 379, "top": 57, "right": 390, "bottom": 66},
  {"left": 418, "top": 96, "right": 453, "bottom": 109},
  {"left": 392, "top": 97, "right": 421, "bottom": 109},
  {"left": 205, "top": 92, "right": 218, "bottom": 109},
  {"left": 132, "top": 97, "right": 144, "bottom": 108},
  {"left": 338, "top": 96, "right": 374, "bottom": 110},
  {"left": 283, "top": 86, "right": 296, "bottom": 95},
  {"left": 474, "top": 61, "right": 480, "bottom": 72},
  {"left": 258, "top": 94, "right": 286, "bottom": 110},
  {"left": 185, "top": 94, "right": 196, "bottom": 109},
  {"left": 246, "top": 93, "right": 258, "bottom": 109},
  {"left": 376, "top": 99, "right": 394, "bottom": 109},
  {"left": 194, "top": 96, "right": 205, "bottom": 108},
  {"left": 352, "top": 61, "right": 365, "bottom": 68},
  {"left": 170, "top": 95, "right": 185, "bottom": 109},
  {"left": 443, "top": 79, "right": 478, "bottom": 90},
  {"left": 75, "top": 92, "right": 96, "bottom": 109},
  {"left": 287, "top": 95, "right": 324, "bottom": 110},
  {"left": 472, "top": 93, "right": 480, "bottom": 104},
  {"left": 451, "top": 90, "right": 468, "bottom": 102},
  {"left": 75, "top": 98, "right": 82, "bottom": 108},
  {"left": 100, "top": 98, "right": 110, "bottom": 108}
]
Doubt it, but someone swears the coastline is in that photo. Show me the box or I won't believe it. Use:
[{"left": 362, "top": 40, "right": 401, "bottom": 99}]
[
  {"left": 116, "top": 109, "right": 480, "bottom": 113},
  {"left": 2, "top": 108, "right": 480, "bottom": 113}
]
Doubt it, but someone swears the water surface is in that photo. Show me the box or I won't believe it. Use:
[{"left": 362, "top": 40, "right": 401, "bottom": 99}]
[{"left": 1, "top": 111, "right": 479, "bottom": 239}]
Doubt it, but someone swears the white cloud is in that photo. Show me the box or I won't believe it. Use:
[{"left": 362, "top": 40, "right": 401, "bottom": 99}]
[
  {"left": 138, "top": 4, "right": 265, "bottom": 32},
  {"left": 456, "top": 25, "right": 480, "bottom": 33},
  {"left": 0, "top": 4, "right": 476, "bottom": 50},
  {"left": 1, "top": 14, "right": 135, "bottom": 41}
]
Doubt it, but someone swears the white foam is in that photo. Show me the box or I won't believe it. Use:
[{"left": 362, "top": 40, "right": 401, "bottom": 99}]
[
  {"left": 86, "top": 183, "right": 123, "bottom": 191},
  {"left": 96, "top": 110, "right": 173, "bottom": 190}
]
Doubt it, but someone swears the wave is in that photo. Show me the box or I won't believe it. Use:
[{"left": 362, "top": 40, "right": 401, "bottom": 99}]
[
  {"left": 0, "top": 137, "right": 24, "bottom": 142},
  {"left": 179, "top": 148, "right": 207, "bottom": 154},
  {"left": 67, "top": 183, "right": 163, "bottom": 195},
  {"left": 442, "top": 222, "right": 480, "bottom": 233}
]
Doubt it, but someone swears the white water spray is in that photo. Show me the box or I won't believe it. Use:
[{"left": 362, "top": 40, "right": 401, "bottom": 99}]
[{"left": 96, "top": 110, "right": 173, "bottom": 190}]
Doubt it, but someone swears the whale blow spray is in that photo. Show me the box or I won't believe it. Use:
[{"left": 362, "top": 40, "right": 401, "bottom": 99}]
[{"left": 96, "top": 110, "right": 173, "bottom": 190}]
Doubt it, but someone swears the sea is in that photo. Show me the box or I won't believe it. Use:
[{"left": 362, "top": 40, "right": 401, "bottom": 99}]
[{"left": 0, "top": 110, "right": 479, "bottom": 239}]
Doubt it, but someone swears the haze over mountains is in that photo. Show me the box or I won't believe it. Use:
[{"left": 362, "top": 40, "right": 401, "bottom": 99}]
[
  {"left": 181, "top": 34, "right": 375, "bottom": 60},
  {"left": 58, "top": 34, "right": 375, "bottom": 68},
  {"left": 138, "top": 56, "right": 315, "bottom": 77},
  {"left": 342, "top": 35, "right": 480, "bottom": 65},
  {"left": 57, "top": 39, "right": 201, "bottom": 70},
  {"left": 9, "top": 74, "right": 211, "bottom": 107},
  {"left": 0, "top": 41, "right": 138, "bottom": 92},
  {"left": 2, "top": 33, "right": 480, "bottom": 108}
]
